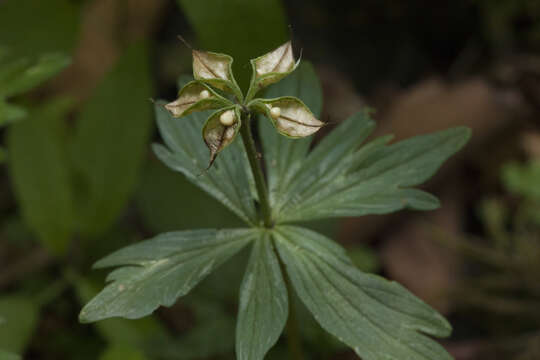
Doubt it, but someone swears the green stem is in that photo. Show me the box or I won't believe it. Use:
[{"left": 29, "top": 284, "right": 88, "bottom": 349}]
[
  {"left": 241, "top": 110, "right": 304, "bottom": 358},
  {"left": 239, "top": 111, "right": 272, "bottom": 227}
]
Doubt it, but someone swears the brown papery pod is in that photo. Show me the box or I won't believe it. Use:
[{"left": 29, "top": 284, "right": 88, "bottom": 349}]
[
  {"left": 192, "top": 50, "right": 243, "bottom": 101},
  {"left": 249, "top": 96, "right": 323, "bottom": 138},
  {"left": 165, "top": 81, "right": 231, "bottom": 118},
  {"left": 246, "top": 41, "right": 299, "bottom": 100},
  {"left": 202, "top": 106, "right": 242, "bottom": 167}
]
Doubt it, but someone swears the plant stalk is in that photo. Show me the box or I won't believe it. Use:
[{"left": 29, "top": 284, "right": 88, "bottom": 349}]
[
  {"left": 239, "top": 111, "right": 273, "bottom": 227},
  {"left": 241, "top": 110, "right": 304, "bottom": 359}
]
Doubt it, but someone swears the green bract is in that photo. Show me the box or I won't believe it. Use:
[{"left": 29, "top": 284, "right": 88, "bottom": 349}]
[
  {"left": 164, "top": 41, "right": 320, "bottom": 165},
  {"left": 82, "top": 43, "right": 472, "bottom": 360},
  {"left": 0, "top": 48, "right": 70, "bottom": 162}
]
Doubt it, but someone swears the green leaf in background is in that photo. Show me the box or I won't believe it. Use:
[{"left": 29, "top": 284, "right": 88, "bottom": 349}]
[
  {"left": 273, "top": 225, "right": 453, "bottom": 360},
  {"left": 151, "top": 296, "right": 236, "bottom": 359},
  {"left": 501, "top": 160, "right": 540, "bottom": 199},
  {"left": 0, "top": 295, "right": 39, "bottom": 353},
  {"left": 136, "top": 158, "right": 242, "bottom": 233},
  {"left": 153, "top": 103, "right": 257, "bottom": 225},
  {"left": 0, "top": 48, "right": 70, "bottom": 164},
  {"left": 0, "top": 99, "right": 26, "bottom": 126},
  {"left": 7, "top": 98, "right": 75, "bottom": 255},
  {"left": 258, "top": 62, "right": 323, "bottom": 216},
  {"left": 0, "top": 349, "right": 20, "bottom": 360},
  {"left": 80, "top": 229, "right": 258, "bottom": 322},
  {"left": 177, "top": 0, "right": 288, "bottom": 89},
  {"left": 236, "top": 232, "right": 288, "bottom": 360},
  {"left": 72, "top": 43, "right": 153, "bottom": 237},
  {"left": 99, "top": 345, "right": 148, "bottom": 360},
  {"left": 277, "top": 121, "right": 471, "bottom": 222},
  {"left": 0, "top": 52, "right": 70, "bottom": 98},
  {"left": 192, "top": 246, "right": 250, "bottom": 303},
  {"left": 348, "top": 244, "right": 380, "bottom": 273},
  {"left": 0, "top": 0, "right": 80, "bottom": 57}
]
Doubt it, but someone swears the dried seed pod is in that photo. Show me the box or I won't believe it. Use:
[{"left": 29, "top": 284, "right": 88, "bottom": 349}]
[
  {"left": 246, "top": 41, "right": 299, "bottom": 100},
  {"left": 203, "top": 106, "right": 242, "bottom": 167},
  {"left": 249, "top": 96, "right": 323, "bottom": 138},
  {"left": 192, "top": 50, "right": 243, "bottom": 101},
  {"left": 165, "top": 81, "right": 231, "bottom": 118}
]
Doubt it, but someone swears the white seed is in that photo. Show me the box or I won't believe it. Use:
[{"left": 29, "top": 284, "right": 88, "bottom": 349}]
[
  {"left": 270, "top": 106, "right": 281, "bottom": 119},
  {"left": 219, "top": 110, "right": 235, "bottom": 126},
  {"left": 200, "top": 89, "right": 210, "bottom": 99}
]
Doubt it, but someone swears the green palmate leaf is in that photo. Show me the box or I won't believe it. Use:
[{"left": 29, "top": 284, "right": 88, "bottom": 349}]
[
  {"left": 249, "top": 96, "right": 323, "bottom": 138},
  {"left": 165, "top": 80, "right": 232, "bottom": 118},
  {"left": 202, "top": 106, "right": 242, "bottom": 166},
  {"left": 7, "top": 98, "right": 75, "bottom": 255},
  {"left": 272, "top": 109, "right": 375, "bottom": 216},
  {"left": 71, "top": 43, "right": 153, "bottom": 237},
  {"left": 73, "top": 275, "right": 169, "bottom": 348},
  {"left": 246, "top": 41, "right": 299, "bottom": 101},
  {"left": 153, "top": 103, "right": 257, "bottom": 225},
  {"left": 0, "top": 52, "right": 70, "bottom": 98},
  {"left": 236, "top": 232, "right": 288, "bottom": 360},
  {"left": 191, "top": 50, "right": 243, "bottom": 101},
  {"left": 273, "top": 225, "right": 452, "bottom": 360},
  {"left": 276, "top": 116, "right": 471, "bottom": 222},
  {"left": 0, "top": 295, "right": 39, "bottom": 353},
  {"left": 79, "top": 229, "right": 258, "bottom": 322},
  {"left": 258, "top": 62, "right": 323, "bottom": 214}
]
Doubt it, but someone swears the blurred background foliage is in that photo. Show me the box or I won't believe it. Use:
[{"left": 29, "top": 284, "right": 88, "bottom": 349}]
[{"left": 0, "top": 0, "right": 539, "bottom": 359}]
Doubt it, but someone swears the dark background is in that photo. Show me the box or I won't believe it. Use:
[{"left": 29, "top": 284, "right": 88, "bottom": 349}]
[{"left": 1, "top": 0, "right": 539, "bottom": 359}]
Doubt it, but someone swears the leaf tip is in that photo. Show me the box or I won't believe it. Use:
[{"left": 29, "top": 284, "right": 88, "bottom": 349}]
[
  {"left": 78, "top": 307, "right": 94, "bottom": 324},
  {"left": 459, "top": 126, "right": 473, "bottom": 143}
]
